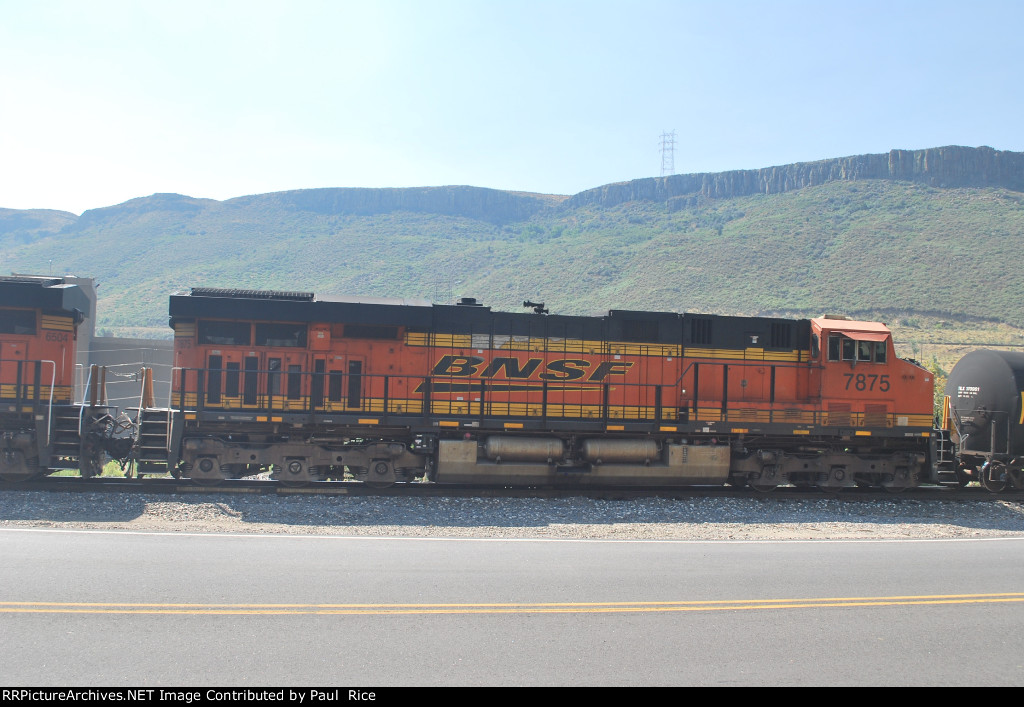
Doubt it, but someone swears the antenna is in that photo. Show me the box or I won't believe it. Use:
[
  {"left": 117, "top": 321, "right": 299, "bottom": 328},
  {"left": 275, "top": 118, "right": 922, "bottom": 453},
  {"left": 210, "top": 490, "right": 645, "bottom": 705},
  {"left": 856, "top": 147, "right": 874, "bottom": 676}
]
[{"left": 659, "top": 130, "right": 676, "bottom": 177}]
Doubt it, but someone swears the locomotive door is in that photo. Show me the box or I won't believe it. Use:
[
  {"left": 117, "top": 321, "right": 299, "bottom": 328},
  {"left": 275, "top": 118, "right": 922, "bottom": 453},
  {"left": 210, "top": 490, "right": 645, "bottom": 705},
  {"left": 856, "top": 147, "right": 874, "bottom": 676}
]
[
  {"left": 205, "top": 350, "right": 248, "bottom": 409},
  {"left": 318, "top": 355, "right": 365, "bottom": 414},
  {"left": 0, "top": 340, "right": 27, "bottom": 401},
  {"left": 264, "top": 351, "right": 307, "bottom": 412},
  {"left": 321, "top": 355, "right": 348, "bottom": 414},
  {"left": 346, "top": 357, "right": 365, "bottom": 413},
  {"left": 311, "top": 355, "right": 327, "bottom": 412}
]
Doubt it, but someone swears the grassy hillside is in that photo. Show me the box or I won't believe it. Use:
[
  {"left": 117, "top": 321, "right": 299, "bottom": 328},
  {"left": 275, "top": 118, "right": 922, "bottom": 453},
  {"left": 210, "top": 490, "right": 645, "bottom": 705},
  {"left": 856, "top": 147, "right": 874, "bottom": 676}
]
[{"left": 1, "top": 178, "right": 1024, "bottom": 349}]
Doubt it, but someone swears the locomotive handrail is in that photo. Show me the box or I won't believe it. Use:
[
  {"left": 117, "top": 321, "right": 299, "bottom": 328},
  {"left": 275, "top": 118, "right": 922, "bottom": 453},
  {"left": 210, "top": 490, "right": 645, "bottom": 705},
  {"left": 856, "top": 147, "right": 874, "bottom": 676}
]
[
  {"left": 38, "top": 360, "right": 56, "bottom": 447},
  {"left": 74, "top": 363, "right": 84, "bottom": 403},
  {"left": 167, "top": 367, "right": 183, "bottom": 451},
  {"left": 79, "top": 365, "right": 93, "bottom": 436}
]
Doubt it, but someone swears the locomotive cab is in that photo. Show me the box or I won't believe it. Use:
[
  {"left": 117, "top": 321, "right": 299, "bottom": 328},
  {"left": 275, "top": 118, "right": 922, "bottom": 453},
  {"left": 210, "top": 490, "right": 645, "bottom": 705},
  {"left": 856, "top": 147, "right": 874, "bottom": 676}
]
[{"left": 811, "top": 317, "right": 933, "bottom": 431}]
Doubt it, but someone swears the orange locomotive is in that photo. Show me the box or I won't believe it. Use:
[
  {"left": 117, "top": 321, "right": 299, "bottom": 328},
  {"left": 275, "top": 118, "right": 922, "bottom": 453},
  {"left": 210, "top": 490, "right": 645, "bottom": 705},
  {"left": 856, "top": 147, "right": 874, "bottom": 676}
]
[
  {"left": 159, "top": 288, "right": 935, "bottom": 489},
  {"left": 0, "top": 276, "right": 129, "bottom": 482}
]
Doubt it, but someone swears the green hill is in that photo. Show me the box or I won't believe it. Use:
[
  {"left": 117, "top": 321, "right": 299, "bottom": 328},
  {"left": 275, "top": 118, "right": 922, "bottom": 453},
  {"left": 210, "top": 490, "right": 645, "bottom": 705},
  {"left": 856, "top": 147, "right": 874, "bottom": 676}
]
[{"left": 2, "top": 145, "right": 1024, "bottom": 343}]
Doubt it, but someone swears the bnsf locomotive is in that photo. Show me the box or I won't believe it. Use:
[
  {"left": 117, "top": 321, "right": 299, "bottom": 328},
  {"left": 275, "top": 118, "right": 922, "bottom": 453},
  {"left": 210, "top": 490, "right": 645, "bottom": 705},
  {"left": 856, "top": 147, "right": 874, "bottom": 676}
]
[
  {"left": 120, "top": 287, "right": 935, "bottom": 490},
  {"left": 0, "top": 276, "right": 129, "bottom": 482}
]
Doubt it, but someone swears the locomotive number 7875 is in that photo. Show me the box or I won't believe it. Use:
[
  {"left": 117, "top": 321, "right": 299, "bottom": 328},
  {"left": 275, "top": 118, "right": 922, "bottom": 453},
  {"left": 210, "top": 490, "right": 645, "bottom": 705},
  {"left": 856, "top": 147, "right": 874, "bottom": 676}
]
[{"left": 843, "top": 373, "right": 890, "bottom": 392}]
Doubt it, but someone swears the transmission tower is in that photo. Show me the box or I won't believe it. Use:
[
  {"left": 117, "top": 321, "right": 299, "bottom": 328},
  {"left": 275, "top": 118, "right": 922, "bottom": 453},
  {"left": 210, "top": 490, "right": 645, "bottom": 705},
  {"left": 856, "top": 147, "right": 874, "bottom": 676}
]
[{"left": 659, "top": 130, "right": 676, "bottom": 177}]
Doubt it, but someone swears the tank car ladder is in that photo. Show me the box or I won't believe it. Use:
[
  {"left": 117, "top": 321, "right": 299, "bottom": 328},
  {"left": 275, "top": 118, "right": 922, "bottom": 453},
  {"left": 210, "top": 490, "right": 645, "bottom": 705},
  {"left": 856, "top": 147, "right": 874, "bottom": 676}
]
[{"left": 933, "top": 395, "right": 969, "bottom": 486}]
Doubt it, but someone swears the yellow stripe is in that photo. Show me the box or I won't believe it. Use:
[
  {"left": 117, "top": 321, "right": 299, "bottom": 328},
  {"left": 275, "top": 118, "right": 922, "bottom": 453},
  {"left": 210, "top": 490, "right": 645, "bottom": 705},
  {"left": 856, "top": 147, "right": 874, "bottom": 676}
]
[
  {"left": 4, "top": 593, "right": 1023, "bottom": 615},
  {"left": 40, "top": 315, "right": 73, "bottom": 331},
  {"left": 438, "top": 420, "right": 459, "bottom": 427}
]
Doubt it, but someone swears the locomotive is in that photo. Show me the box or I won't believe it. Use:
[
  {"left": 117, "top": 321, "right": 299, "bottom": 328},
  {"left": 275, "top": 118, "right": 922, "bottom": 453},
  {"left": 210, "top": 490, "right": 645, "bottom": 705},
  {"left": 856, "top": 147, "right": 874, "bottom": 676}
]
[
  {"left": 130, "top": 287, "right": 935, "bottom": 490},
  {"left": 0, "top": 275, "right": 130, "bottom": 482}
]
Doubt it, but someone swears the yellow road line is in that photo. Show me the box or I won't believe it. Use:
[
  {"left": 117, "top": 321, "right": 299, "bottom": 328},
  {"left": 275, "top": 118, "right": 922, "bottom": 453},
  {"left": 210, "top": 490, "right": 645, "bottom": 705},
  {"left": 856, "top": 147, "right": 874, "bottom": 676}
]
[{"left": 2, "top": 593, "right": 1022, "bottom": 615}]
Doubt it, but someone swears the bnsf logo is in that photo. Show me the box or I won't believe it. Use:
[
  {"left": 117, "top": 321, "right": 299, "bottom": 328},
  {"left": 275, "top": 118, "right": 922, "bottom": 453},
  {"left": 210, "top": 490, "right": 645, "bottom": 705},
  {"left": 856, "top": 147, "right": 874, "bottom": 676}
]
[{"left": 431, "top": 355, "right": 634, "bottom": 382}]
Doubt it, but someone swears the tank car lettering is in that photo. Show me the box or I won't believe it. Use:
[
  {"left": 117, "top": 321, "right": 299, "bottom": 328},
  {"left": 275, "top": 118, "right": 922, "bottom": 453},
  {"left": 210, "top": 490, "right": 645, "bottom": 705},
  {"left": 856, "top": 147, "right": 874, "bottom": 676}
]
[
  {"left": 432, "top": 355, "right": 485, "bottom": 376},
  {"left": 539, "top": 359, "right": 590, "bottom": 380},
  {"left": 481, "top": 357, "right": 543, "bottom": 379},
  {"left": 587, "top": 361, "right": 634, "bottom": 382}
]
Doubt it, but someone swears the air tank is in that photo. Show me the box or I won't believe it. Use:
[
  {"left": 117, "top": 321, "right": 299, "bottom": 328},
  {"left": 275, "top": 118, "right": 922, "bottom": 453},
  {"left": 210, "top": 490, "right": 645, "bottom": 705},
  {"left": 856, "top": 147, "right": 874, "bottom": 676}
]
[
  {"left": 483, "top": 436, "right": 565, "bottom": 462},
  {"left": 945, "top": 349, "right": 1024, "bottom": 455}
]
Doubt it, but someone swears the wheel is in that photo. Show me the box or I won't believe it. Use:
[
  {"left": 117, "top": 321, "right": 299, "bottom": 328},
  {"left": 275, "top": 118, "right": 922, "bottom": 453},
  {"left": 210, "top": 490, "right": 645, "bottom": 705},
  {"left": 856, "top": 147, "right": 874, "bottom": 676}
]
[
  {"left": 365, "top": 480, "right": 396, "bottom": 489},
  {"left": 365, "top": 460, "right": 396, "bottom": 488},
  {"left": 747, "top": 482, "right": 777, "bottom": 493},
  {"left": 279, "top": 477, "right": 310, "bottom": 488},
  {"left": 979, "top": 463, "right": 1008, "bottom": 493}
]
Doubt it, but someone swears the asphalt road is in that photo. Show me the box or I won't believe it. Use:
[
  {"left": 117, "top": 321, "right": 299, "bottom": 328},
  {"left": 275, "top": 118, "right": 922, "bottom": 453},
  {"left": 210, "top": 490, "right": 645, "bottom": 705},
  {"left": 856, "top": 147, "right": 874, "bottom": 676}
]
[{"left": 2, "top": 528, "right": 1023, "bottom": 686}]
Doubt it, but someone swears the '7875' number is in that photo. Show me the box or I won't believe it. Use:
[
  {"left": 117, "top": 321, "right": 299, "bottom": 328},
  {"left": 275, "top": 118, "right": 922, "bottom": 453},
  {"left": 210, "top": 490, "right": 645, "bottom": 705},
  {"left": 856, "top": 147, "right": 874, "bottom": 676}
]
[{"left": 844, "top": 373, "right": 890, "bottom": 392}]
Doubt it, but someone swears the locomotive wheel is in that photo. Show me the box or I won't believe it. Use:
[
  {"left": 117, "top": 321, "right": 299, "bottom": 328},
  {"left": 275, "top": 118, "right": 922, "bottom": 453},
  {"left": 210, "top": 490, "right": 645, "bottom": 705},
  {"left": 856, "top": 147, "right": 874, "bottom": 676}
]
[
  {"left": 365, "top": 461, "right": 396, "bottom": 489},
  {"left": 279, "top": 477, "right": 310, "bottom": 489},
  {"left": 980, "top": 463, "right": 1008, "bottom": 493},
  {"left": 192, "top": 479, "right": 223, "bottom": 487},
  {"left": 747, "top": 481, "right": 777, "bottom": 493},
  {"left": 276, "top": 461, "right": 311, "bottom": 488}
]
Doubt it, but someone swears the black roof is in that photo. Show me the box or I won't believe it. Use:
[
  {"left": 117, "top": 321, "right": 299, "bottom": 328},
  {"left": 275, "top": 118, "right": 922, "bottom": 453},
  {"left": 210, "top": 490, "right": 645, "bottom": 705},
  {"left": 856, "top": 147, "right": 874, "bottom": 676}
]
[
  {"left": 169, "top": 289, "right": 810, "bottom": 349},
  {"left": 0, "top": 276, "right": 90, "bottom": 317}
]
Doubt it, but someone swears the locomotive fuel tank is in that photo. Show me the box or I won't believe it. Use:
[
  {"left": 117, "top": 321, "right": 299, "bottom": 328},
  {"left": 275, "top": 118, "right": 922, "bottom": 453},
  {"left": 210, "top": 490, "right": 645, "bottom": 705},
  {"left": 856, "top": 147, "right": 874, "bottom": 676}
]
[{"left": 945, "top": 349, "right": 1024, "bottom": 456}]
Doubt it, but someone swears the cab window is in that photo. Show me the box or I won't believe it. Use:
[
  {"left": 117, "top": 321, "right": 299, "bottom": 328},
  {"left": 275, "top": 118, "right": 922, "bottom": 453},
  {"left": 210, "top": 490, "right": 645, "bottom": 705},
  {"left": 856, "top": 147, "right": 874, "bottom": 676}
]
[
  {"left": 841, "top": 338, "right": 855, "bottom": 361},
  {"left": 827, "top": 334, "right": 841, "bottom": 361}
]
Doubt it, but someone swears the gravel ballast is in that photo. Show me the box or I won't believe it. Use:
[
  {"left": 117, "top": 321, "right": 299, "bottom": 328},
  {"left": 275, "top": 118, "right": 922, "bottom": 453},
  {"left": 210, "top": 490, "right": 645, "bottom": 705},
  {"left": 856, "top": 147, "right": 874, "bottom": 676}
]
[{"left": 1, "top": 491, "right": 1023, "bottom": 540}]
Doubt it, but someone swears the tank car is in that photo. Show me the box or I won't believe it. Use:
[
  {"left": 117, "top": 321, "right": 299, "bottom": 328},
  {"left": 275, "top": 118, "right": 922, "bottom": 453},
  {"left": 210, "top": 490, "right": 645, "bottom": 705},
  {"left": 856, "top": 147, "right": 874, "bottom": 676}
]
[
  {"left": 142, "top": 288, "right": 936, "bottom": 490},
  {"left": 943, "top": 349, "right": 1024, "bottom": 491},
  {"left": 0, "top": 275, "right": 129, "bottom": 482}
]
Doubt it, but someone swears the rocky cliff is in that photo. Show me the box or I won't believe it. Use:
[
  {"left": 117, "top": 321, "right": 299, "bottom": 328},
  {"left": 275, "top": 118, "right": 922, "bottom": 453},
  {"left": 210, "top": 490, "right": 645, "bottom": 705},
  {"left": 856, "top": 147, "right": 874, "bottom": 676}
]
[{"left": 563, "top": 145, "right": 1024, "bottom": 210}]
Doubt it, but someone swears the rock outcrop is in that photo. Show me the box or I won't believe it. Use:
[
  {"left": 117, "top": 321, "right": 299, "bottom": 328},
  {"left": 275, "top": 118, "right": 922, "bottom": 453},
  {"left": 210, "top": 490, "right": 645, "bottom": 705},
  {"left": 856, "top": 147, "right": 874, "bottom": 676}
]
[{"left": 562, "top": 145, "right": 1024, "bottom": 210}]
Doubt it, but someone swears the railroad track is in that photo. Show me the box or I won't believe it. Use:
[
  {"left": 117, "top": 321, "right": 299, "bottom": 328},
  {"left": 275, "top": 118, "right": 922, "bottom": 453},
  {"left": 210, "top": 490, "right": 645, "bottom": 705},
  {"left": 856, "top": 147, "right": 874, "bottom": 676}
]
[{"left": 2, "top": 476, "right": 1021, "bottom": 503}]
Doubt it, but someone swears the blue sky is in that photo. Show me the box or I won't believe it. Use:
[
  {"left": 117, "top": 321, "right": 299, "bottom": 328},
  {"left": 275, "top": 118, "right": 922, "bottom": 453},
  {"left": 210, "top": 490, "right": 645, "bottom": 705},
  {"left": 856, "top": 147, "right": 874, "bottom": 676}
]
[{"left": 2, "top": 0, "right": 1022, "bottom": 214}]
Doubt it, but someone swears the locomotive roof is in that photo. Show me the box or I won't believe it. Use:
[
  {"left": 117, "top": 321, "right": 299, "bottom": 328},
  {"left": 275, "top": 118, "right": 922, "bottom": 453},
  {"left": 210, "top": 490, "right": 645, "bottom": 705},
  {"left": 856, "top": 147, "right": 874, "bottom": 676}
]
[
  {"left": 811, "top": 317, "right": 890, "bottom": 334},
  {"left": 0, "top": 275, "right": 90, "bottom": 316},
  {"left": 171, "top": 288, "right": 812, "bottom": 349}
]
